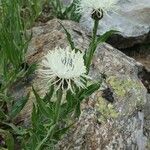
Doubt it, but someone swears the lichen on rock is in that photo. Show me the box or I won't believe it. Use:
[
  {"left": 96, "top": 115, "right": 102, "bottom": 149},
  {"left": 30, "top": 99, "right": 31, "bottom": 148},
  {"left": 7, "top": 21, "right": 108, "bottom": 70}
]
[
  {"left": 107, "top": 76, "right": 143, "bottom": 98},
  {"left": 106, "top": 75, "right": 146, "bottom": 116},
  {"left": 96, "top": 96, "right": 119, "bottom": 123}
]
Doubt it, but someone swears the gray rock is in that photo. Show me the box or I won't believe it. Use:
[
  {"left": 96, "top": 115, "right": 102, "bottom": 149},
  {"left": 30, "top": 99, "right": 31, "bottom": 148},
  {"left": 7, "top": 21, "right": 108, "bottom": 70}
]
[
  {"left": 55, "top": 34, "right": 149, "bottom": 150},
  {"left": 13, "top": 19, "right": 150, "bottom": 149},
  {"left": 79, "top": 0, "right": 150, "bottom": 48}
]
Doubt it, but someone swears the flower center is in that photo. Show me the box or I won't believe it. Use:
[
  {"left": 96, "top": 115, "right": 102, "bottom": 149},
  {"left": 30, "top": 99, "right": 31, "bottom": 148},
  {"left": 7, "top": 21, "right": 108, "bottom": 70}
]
[{"left": 61, "top": 56, "right": 74, "bottom": 70}]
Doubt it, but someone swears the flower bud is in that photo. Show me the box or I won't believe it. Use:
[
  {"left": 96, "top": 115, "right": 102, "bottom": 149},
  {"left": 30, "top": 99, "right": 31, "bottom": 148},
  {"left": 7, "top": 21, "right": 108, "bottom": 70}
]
[{"left": 91, "top": 9, "right": 103, "bottom": 20}]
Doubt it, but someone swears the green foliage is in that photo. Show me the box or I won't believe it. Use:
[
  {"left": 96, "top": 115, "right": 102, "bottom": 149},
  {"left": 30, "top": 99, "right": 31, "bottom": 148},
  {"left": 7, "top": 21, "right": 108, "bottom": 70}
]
[
  {"left": 0, "top": 94, "right": 30, "bottom": 149},
  {"left": 0, "top": 129, "right": 14, "bottom": 150},
  {"left": 20, "top": 0, "right": 44, "bottom": 27},
  {"left": 59, "top": 21, "right": 75, "bottom": 50},
  {"left": 0, "top": 0, "right": 28, "bottom": 69},
  {"left": 0, "top": 0, "right": 38, "bottom": 149},
  {"left": 23, "top": 88, "right": 62, "bottom": 149},
  {"left": 85, "top": 21, "right": 119, "bottom": 73},
  {"left": 49, "top": 0, "right": 81, "bottom": 22},
  {"left": 0, "top": 0, "right": 37, "bottom": 93},
  {"left": 96, "top": 30, "right": 119, "bottom": 44},
  {"left": 0, "top": 0, "right": 117, "bottom": 149},
  {"left": 24, "top": 80, "right": 100, "bottom": 149},
  {"left": 9, "top": 93, "right": 30, "bottom": 119}
]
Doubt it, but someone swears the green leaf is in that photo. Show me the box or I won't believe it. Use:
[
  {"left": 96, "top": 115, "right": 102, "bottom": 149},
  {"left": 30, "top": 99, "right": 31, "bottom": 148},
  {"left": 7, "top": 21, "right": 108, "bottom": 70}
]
[
  {"left": 63, "top": 0, "right": 81, "bottom": 22},
  {"left": 63, "top": 2, "right": 75, "bottom": 16},
  {"left": 96, "top": 30, "right": 119, "bottom": 44},
  {"left": 43, "top": 85, "right": 54, "bottom": 103},
  {"left": 0, "top": 129, "right": 14, "bottom": 150},
  {"left": 31, "top": 103, "right": 49, "bottom": 131},
  {"left": 0, "top": 108, "right": 7, "bottom": 120},
  {"left": 0, "top": 148, "right": 7, "bottom": 150},
  {"left": 54, "top": 123, "right": 73, "bottom": 140},
  {"left": 75, "top": 102, "right": 81, "bottom": 117},
  {"left": 59, "top": 21, "right": 75, "bottom": 50},
  {"left": 35, "top": 123, "right": 56, "bottom": 150},
  {"left": 66, "top": 91, "right": 75, "bottom": 106},
  {"left": 2, "top": 122, "right": 27, "bottom": 135},
  {"left": 32, "top": 86, "right": 50, "bottom": 118},
  {"left": 9, "top": 93, "right": 30, "bottom": 119},
  {"left": 65, "top": 90, "right": 76, "bottom": 113},
  {"left": 78, "top": 83, "right": 101, "bottom": 102},
  {"left": 25, "top": 63, "right": 37, "bottom": 77},
  {"left": 73, "top": 83, "right": 101, "bottom": 116},
  {"left": 31, "top": 103, "right": 38, "bottom": 128}
]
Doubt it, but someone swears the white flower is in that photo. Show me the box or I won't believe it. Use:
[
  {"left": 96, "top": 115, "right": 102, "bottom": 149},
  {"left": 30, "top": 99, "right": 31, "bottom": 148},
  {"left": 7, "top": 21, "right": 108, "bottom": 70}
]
[
  {"left": 75, "top": 0, "right": 118, "bottom": 17},
  {"left": 38, "top": 46, "right": 89, "bottom": 92}
]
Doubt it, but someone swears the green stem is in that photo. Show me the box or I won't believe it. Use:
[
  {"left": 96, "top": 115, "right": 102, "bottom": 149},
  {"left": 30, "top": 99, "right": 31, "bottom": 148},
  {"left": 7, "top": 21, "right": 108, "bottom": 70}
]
[
  {"left": 35, "top": 89, "right": 63, "bottom": 150},
  {"left": 86, "top": 19, "right": 99, "bottom": 73},
  {"left": 49, "top": 89, "right": 62, "bottom": 139},
  {"left": 35, "top": 123, "right": 55, "bottom": 150},
  {"left": 92, "top": 20, "right": 99, "bottom": 43}
]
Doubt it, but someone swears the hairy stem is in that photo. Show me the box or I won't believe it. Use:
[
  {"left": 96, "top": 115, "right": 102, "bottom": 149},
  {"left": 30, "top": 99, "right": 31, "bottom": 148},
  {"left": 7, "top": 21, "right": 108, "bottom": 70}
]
[{"left": 86, "top": 19, "right": 99, "bottom": 73}]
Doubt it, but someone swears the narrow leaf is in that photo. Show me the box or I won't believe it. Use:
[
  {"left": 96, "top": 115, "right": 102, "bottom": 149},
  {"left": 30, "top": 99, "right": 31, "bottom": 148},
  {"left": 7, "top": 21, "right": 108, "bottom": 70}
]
[
  {"left": 59, "top": 21, "right": 75, "bottom": 50},
  {"left": 9, "top": 93, "right": 30, "bottom": 119},
  {"left": 97, "top": 30, "right": 119, "bottom": 44},
  {"left": 32, "top": 87, "right": 50, "bottom": 118},
  {"left": 31, "top": 103, "right": 38, "bottom": 128},
  {"left": 78, "top": 83, "right": 100, "bottom": 102},
  {"left": 25, "top": 63, "right": 37, "bottom": 77},
  {"left": 63, "top": 2, "right": 74, "bottom": 16},
  {"left": 0, "top": 129, "right": 14, "bottom": 150},
  {"left": 2, "top": 122, "right": 26, "bottom": 135},
  {"left": 0, "top": 108, "right": 7, "bottom": 120},
  {"left": 54, "top": 123, "right": 73, "bottom": 140},
  {"left": 43, "top": 85, "right": 54, "bottom": 102}
]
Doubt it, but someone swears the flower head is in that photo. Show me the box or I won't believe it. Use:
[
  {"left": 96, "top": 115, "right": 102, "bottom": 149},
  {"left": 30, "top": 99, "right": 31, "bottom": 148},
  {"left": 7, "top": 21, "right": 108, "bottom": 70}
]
[
  {"left": 38, "top": 47, "right": 89, "bottom": 92},
  {"left": 75, "top": 0, "right": 118, "bottom": 19}
]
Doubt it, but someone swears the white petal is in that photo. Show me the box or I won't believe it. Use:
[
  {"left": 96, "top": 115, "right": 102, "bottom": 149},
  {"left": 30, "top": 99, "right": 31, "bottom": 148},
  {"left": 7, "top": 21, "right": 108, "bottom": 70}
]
[{"left": 38, "top": 46, "right": 91, "bottom": 92}]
